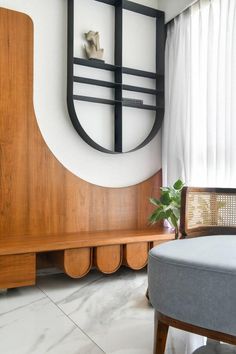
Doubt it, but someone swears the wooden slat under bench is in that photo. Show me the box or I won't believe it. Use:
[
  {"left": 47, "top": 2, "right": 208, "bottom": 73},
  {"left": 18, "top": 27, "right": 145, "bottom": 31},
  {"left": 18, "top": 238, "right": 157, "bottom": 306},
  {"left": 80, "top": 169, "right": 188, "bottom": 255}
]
[{"left": 0, "top": 227, "right": 174, "bottom": 256}]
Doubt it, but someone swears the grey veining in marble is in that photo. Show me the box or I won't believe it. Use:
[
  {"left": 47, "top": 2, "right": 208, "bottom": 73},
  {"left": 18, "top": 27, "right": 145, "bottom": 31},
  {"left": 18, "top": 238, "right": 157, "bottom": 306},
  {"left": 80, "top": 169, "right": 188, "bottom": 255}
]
[
  {"left": 0, "top": 286, "right": 45, "bottom": 316},
  {"left": 0, "top": 267, "right": 229, "bottom": 354},
  {"left": 38, "top": 267, "right": 205, "bottom": 354},
  {"left": 0, "top": 290, "right": 104, "bottom": 354},
  {"left": 40, "top": 268, "right": 153, "bottom": 354},
  {"left": 37, "top": 269, "right": 103, "bottom": 303}
]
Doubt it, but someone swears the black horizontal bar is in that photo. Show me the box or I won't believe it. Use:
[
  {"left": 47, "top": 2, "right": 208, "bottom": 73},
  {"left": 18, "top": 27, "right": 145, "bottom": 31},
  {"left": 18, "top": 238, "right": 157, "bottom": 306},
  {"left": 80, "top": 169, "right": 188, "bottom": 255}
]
[
  {"left": 73, "top": 95, "right": 162, "bottom": 111},
  {"left": 95, "top": 0, "right": 117, "bottom": 5},
  {"left": 123, "top": 0, "right": 163, "bottom": 18},
  {"left": 74, "top": 57, "right": 117, "bottom": 72},
  {"left": 123, "top": 102, "right": 158, "bottom": 111},
  {"left": 74, "top": 77, "right": 160, "bottom": 95},
  {"left": 122, "top": 84, "right": 158, "bottom": 95},
  {"left": 123, "top": 66, "right": 157, "bottom": 79},
  {"left": 95, "top": 0, "right": 164, "bottom": 18},
  {"left": 73, "top": 95, "right": 118, "bottom": 105},
  {"left": 73, "top": 58, "right": 160, "bottom": 79},
  {"left": 74, "top": 76, "right": 118, "bottom": 88}
]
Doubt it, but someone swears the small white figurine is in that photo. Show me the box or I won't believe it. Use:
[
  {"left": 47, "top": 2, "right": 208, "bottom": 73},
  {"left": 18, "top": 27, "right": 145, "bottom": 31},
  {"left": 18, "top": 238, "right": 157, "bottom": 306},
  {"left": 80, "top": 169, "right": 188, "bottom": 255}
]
[{"left": 84, "top": 31, "right": 104, "bottom": 60}]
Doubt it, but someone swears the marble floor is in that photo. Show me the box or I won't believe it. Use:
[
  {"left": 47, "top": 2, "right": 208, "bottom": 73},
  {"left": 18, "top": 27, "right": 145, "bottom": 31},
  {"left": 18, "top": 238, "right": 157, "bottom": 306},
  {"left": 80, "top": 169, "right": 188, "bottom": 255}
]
[{"left": 0, "top": 267, "right": 235, "bottom": 354}]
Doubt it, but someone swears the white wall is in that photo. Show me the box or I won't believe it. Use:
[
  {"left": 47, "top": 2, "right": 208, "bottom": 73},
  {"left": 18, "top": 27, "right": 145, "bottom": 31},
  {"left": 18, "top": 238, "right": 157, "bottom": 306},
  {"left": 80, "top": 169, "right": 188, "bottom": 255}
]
[
  {"left": 158, "top": 0, "right": 196, "bottom": 22},
  {"left": 0, "top": 0, "right": 162, "bottom": 188}
]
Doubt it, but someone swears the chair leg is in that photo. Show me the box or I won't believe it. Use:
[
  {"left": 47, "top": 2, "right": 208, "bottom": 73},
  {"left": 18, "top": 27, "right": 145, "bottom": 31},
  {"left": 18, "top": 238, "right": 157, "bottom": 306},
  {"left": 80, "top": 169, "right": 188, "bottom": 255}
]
[{"left": 154, "top": 311, "right": 169, "bottom": 354}]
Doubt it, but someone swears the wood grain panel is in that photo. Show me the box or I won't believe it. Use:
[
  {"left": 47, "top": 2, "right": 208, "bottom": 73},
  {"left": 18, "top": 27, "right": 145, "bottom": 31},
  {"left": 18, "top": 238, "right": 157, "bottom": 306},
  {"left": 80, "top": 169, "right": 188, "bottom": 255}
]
[
  {"left": 94, "top": 245, "right": 122, "bottom": 273},
  {"left": 124, "top": 242, "right": 149, "bottom": 270},
  {"left": 0, "top": 7, "right": 164, "bottom": 283},
  {"left": 52, "top": 248, "right": 92, "bottom": 278},
  {"left": 0, "top": 253, "right": 35, "bottom": 289}
]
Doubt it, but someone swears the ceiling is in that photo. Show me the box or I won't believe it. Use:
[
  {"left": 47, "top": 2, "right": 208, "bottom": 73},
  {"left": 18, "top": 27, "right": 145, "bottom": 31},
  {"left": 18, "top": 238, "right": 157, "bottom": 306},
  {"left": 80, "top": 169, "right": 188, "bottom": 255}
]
[{"left": 158, "top": 0, "right": 196, "bottom": 22}]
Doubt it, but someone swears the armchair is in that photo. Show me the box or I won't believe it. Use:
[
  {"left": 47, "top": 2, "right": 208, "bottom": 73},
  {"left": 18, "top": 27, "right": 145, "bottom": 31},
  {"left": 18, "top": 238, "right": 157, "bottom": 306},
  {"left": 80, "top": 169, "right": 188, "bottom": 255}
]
[{"left": 148, "top": 187, "right": 236, "bottom": 354}]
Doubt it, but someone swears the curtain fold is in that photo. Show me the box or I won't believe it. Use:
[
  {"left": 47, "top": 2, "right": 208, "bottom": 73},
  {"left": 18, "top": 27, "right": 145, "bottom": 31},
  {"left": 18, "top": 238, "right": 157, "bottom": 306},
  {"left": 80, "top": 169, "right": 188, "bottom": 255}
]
[
  {"left": 163, "top": 2, "right": 236, "bottom": 352},
  {"left": 163, "top": 0, "right": 236, "bottom": 188}
]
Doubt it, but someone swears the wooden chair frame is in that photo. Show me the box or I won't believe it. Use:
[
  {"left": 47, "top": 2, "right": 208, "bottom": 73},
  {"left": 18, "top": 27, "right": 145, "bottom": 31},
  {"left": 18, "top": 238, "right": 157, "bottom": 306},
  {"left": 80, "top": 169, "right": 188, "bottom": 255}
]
[
  {"left": 154, "top": 311, "right": 236, "bottom": 354},
  {"left": 154, "top": 186, "right": 236, "bottom": 353}
]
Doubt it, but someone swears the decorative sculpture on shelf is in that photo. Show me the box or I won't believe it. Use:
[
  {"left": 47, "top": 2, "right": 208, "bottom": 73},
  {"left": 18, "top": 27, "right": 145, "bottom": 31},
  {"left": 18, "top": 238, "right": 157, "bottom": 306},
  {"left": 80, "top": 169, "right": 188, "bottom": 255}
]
[{"left": 84, "top": 31, "right": 104, "bottom": 61}]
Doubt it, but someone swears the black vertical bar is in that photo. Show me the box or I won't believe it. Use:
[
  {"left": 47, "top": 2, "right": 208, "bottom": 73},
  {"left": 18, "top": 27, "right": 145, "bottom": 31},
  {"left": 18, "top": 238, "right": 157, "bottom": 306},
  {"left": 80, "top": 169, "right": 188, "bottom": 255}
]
[
  {"left": 114, "top": 0, "right": 123, "bottom": 153},
  {"left": 155, "top": 12, "right": 165, "bottom": 131},
  {"left": 156, "top": 13, "right": 165, "bottom": 80},
  {"left": 67, "top": 0, "right": 74, "bottom": 108}
]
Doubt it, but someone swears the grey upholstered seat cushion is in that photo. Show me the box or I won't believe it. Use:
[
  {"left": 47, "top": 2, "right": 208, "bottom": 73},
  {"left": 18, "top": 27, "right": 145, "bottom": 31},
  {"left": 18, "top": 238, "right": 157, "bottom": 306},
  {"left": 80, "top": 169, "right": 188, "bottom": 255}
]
[{"left": 148, "top": 236, "right": 236, "bottom": 336}]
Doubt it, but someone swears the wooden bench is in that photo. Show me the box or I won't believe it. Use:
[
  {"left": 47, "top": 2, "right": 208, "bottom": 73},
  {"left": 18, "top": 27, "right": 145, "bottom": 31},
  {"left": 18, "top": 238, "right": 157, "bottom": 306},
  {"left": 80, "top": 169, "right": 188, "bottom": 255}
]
[{"left": 0, "top": 227, "right": 173, "bottom": 289}]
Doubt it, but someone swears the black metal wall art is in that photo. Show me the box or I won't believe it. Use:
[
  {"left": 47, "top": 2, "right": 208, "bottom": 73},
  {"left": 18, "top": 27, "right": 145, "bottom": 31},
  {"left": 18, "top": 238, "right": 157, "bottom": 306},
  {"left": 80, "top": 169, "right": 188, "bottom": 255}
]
[{"left": 67, "top": 0, "right": 165, "bottom": 154}]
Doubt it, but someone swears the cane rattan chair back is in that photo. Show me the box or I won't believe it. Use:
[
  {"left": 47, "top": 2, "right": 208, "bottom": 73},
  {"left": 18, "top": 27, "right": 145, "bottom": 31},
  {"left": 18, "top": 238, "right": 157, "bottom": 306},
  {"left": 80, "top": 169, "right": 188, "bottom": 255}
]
[{"left": 180, "top": 187, "right": 236, "bottom": 237}]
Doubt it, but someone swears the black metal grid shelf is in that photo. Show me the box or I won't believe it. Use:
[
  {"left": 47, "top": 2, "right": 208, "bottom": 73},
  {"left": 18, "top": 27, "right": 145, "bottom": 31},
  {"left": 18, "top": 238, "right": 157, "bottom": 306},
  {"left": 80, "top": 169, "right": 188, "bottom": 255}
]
[{"left": 67, "top": 0, "right": 165, "bottom": 153}]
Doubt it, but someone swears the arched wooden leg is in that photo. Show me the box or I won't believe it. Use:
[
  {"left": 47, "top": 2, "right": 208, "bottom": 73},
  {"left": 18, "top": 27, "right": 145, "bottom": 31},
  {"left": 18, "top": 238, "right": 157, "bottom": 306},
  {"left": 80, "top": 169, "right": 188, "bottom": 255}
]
[{"left": 154, "top": 311, "right": 169, "bottom": 354}]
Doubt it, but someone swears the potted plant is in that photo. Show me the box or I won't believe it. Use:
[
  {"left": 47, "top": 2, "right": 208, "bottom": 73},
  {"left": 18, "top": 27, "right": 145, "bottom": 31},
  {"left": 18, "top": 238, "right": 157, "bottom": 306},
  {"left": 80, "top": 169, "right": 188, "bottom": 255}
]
[{"left": 149, "top": 179, "right": 184, "bottom": 239}]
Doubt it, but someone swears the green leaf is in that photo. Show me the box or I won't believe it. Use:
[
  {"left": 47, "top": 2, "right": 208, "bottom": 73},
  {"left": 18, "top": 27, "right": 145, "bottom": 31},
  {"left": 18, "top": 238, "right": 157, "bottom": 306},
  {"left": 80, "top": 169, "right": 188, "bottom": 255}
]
[
  {"left": 148, "top": 207, "right": 168, "bottom": 224},
  {"left": 165, "top": 209, "right": 172, "bottom": 218},
  {"left": 173, "top": 179, "right": 184, "bottom": 190},
  {"left": 154, "top": 209, "right": 166, "bottom": 220},
  {"left": 160, "top": 187, "right": 170, "bottom": 192},
  {"left": 149, "top": 197, "right": 161, "bottom": 206},
  {"left": 169, "top": 213, "right": 178, "bottom": 229},
  {"left": 148, "top": 214, "right": 158, "bottom": 224},
  {"left": 172, "top": 207, "right": 180, "bottom": 219},
  {"left": 160, "top": 191, "right": 171, "bottom": 205}
]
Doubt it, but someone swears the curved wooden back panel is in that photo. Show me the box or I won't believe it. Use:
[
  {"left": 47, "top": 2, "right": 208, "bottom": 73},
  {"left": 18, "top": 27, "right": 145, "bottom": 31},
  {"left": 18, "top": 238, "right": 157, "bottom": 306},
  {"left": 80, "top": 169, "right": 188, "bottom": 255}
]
[{"left": 0, "top": 7, "right": 162, "bottom": 242}]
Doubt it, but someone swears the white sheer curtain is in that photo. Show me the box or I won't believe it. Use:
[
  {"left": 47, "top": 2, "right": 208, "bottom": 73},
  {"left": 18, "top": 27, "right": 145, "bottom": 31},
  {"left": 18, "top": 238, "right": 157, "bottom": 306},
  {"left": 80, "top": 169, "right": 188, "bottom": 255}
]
[
  {"left": 163, "top": 0, "right": 236, "bottom": 188},
  {"left": 163, "top": 1, "right": 236, "bottom": 353}
]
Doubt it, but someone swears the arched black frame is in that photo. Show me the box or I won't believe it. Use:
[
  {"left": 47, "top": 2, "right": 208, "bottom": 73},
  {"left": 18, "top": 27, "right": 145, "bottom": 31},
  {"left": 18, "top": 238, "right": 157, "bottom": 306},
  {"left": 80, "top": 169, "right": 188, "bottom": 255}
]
[{"left": 67, "top": 0, "right": 165, "bottom": 154}]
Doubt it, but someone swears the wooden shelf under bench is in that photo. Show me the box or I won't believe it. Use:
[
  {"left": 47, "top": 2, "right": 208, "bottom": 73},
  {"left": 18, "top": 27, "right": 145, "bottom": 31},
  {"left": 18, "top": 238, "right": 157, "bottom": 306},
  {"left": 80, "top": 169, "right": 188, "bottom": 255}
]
[{"left": 0, "top": 227, "right": 174, "bottom": 290}]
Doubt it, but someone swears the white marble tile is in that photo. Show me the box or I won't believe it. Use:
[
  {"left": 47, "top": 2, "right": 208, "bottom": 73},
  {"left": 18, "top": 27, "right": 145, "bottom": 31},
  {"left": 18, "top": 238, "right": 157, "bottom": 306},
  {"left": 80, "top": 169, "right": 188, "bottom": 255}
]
[
  {"left": 0, "top": 286, "right": 45, "bottom": 316},
  {"left": 40, "top": 267, "right": 154, "bottom": 354},
  {"left": 0, "top": 268, "right": 216, "bottom": 354},
  {"left": 37, "top": 269, "right": 103, "bottom": 303},
  {"left": 0, "top": 296, "right": 104, "bottom": 354},
  {"left": 38, "top": 267, "right": 207, "bottom": 354}
]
